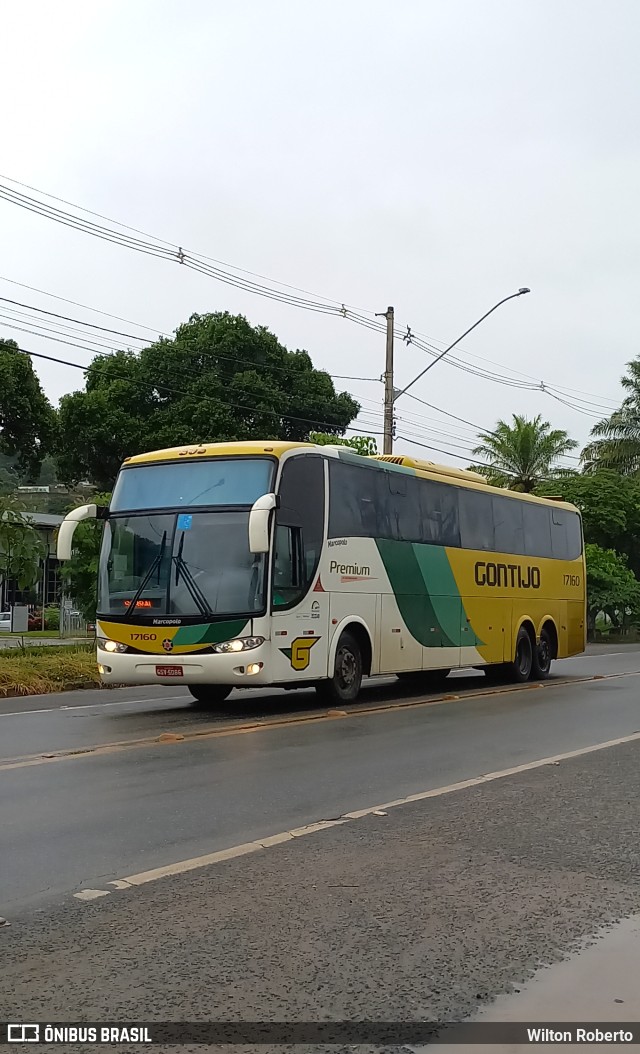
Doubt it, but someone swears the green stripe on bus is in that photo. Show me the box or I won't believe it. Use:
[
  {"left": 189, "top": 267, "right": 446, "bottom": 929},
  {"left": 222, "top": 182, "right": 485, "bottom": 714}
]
[
  {"left": 174, "top": 619, "right": 248, "bottom": 646},
  {"left": 375, "top": 539, "right": 483, "bottom": 648}
]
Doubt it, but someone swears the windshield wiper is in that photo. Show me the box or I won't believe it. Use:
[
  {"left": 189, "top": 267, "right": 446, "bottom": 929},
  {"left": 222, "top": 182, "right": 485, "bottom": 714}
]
[
  {"left": 172, "top": 534, "right": 214, "bottom": 620},
  {"left": 122, "top": 531, "right": 167, "bottom": 620}
]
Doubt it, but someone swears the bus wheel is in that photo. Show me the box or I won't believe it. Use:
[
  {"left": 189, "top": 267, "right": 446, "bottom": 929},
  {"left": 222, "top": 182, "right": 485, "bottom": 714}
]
[
  {"left": 188, "top": 684, "right": 232, "bottom": 708},
  {"left": 317, "top": 631, "right": 363, "bottom": 704},
  {"left": 531, "top": 628, "right": 553, "bottom": 680},
  {"left": 509, "top": 627, "right": 533, "bottom": 683}
]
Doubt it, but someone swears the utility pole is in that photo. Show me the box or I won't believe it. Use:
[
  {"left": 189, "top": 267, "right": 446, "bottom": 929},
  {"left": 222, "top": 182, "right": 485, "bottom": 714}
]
[{"left": 381, "top": 306, "right": 395, "bottom": 455}]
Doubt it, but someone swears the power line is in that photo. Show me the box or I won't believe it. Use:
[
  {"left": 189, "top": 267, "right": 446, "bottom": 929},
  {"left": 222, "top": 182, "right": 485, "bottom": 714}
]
[
  {"left": 0, "top": 290, "right": 378, "bottom": 386},
  {"left": 8, "top": 342, "right": 383, "bottom": 438},
  {"left": 404, "top": 392, "right": 583, "bottom": 460},
  {"left": 0, "top": 177, "right": 622, "bottom": 415},
  {"left": 0, "top": 284, "right": 588, "bottom": 463}
]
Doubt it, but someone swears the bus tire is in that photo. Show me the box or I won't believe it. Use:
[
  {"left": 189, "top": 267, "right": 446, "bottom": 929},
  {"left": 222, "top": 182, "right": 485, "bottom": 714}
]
[
  {"left": 188, "top": 684, "right": 232, "bottom": 707},
  {"left": 531, "top": 627, "right": 553, "bottom": 680},
  {"left": 316, "top": 631, "right": 363, "bottom": 704},
  {"left": 508, "top": 626, "right": 534, "bottom": 683}
]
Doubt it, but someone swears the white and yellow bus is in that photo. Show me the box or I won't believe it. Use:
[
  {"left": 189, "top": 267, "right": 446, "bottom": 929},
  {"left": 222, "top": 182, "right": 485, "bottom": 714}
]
[{"left": 57, "top": 441, "right": 586, "bottom": 706}]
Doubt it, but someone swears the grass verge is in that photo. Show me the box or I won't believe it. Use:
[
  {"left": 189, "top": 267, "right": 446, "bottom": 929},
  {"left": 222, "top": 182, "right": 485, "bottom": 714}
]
[{"left": 0, "top": 644, "right": 99, "bottom": 696}]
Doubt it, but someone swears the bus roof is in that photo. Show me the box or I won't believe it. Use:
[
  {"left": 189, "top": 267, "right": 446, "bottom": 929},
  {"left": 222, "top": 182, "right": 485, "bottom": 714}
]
[
  {"left": 122, "top": 441, "right": 579, "bottom": 513},
  {"left": 123, "top": 440, "right": 311, "bottom": 465}
]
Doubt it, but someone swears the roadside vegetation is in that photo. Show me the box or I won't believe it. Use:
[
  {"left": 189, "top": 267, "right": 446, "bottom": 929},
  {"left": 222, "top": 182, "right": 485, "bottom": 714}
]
[{"left": 0, "top": 644, "right": 99, "bottom": 697}]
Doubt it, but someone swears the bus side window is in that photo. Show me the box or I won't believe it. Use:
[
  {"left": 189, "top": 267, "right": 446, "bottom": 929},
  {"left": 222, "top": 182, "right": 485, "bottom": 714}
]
[
  {"left": 523, "top": 503, "right": 552, "bottom": 558},
  {"left": 493, "top": 496, "right": 525, "bottom": 556},
  {"left": 419, "top": 481, "right": 460, "bottom": 547},
  {"left": 566, "top": 511, "right": 583, "bottom": 559},
  {"left": 551, "top": 508, "right": 572, "bottom": 560},
  {"left": 273, "top": 455, "right": 324, "bottom": 609},
  {"left": 460, "top": 489, "right": 494, "bottom": 551}
]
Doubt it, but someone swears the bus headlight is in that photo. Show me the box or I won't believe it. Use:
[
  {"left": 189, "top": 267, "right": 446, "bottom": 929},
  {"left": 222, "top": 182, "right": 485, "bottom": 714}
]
[
  {"left": 213, "top": 636, "right": 264, "bottom": 654},
  {"left": 99, "top": 639, "right": 128, "bottom": 654}
]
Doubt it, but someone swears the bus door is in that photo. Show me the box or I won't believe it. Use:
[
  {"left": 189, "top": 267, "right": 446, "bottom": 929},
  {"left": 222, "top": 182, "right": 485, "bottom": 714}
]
[{"left": 270, "top": 455, "right": 329, "bottom": 683}]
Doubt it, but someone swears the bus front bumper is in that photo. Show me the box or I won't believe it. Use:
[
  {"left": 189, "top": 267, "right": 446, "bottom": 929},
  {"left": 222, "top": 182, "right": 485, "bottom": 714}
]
[{"left": 96, "top": 643, "right": 272, "bottom": 687}]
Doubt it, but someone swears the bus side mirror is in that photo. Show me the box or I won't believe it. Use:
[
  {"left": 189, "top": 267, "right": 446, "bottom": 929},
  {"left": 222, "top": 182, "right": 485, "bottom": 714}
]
[
  {"left": 56, "top": 504, "right": 108, "bottom": 560},
  {"left": 248, "top": 493, "right": 278, "bottom": 554}
]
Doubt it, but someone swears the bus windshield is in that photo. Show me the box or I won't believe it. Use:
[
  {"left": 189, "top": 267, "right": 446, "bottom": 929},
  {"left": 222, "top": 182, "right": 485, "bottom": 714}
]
[
  {"left": 98, "top": 510, "right": 266, "bottom": 618},
  {"left": 110, "top": 457, "right": 274, "bottom": 512},
  {"left": 100, "top": 458, "right": 275, "bottom": 618}
]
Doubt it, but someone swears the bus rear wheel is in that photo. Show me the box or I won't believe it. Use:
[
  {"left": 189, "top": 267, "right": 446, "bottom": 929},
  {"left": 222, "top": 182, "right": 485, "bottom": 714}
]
[
  {"left": 508, "top": 627, "right": 534, "bottom": 683},
  {"left": 316, "top": 631, "right": 363, "bottom": 705},
  {"left": 531, "top": 627, "right": 553, "bottom": 680},
  {"left": 188, "top": 684, "right": 232, "bottom": 708}
]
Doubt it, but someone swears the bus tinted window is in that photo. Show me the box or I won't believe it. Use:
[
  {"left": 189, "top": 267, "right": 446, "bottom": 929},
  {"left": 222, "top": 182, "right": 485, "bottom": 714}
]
[
  {"left": 493, "top": 496, "right": 525, "bottom": 555},
  {"left": 550, "top": 507, "right": 583, "bottom": 560},
  {"left": 523, "top": 503, "right": 552, "bottom": 558},
  {"left": 419, "top": 480, "right": 460, "bottom": 547},
  {"left": 459, "top": 489, "right": 494, "bottom": 551},
  {"left": 566, "top": 510, "right": 583, "bottom": 559},
  {"left": 327, "top": 458, "right": 579, "bottom": 560},
  {"left": 328, "top": 461, "right": 384, "bottom": 539}
]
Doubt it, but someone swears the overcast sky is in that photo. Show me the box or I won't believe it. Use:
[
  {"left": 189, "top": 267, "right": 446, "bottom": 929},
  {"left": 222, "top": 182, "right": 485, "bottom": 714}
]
[{"left": 2, "top": 0, "right": 639, "bottom": 468}]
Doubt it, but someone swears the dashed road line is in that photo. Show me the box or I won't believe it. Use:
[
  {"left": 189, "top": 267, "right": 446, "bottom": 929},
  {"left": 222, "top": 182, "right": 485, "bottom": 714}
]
[{"left": 72, "top": 729, "right": 640, "bottom": 902}]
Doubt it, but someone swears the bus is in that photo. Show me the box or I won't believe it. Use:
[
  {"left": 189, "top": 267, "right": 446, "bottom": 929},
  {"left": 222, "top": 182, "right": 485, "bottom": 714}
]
[{"left": 56, "top": 440, "right": 586, "bottom": 707}]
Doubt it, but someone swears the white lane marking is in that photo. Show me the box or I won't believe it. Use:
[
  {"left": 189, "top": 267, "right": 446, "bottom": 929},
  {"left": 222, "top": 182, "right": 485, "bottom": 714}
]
[
  {"left": 73, "top": 729, "right": 640, "bottom": 902},
  {"left": 0, "top": 695, "right": 188, "bottom": 718}
]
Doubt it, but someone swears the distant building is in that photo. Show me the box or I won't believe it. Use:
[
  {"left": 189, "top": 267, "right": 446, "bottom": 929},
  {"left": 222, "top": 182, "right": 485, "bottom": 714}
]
[{"left": 0, "top": 512, "right": 64, "bottom": 610}]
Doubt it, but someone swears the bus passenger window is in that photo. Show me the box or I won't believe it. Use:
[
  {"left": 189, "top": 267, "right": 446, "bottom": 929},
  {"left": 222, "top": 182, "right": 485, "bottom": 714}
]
[
  {"left": 524, "top": 503, "right": 552, "bottom": 558},
  {"left": 460, "top": 489, "right": 494, "bottom": 551},
  {"left": 493, "top": 497, "right": 525, "bottom": 556}
]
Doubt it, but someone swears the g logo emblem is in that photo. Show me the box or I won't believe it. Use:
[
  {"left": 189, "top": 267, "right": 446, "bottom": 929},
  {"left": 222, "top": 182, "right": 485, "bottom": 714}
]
[{"left": 280, "top": 636, "right": 320, "bottom": 671}]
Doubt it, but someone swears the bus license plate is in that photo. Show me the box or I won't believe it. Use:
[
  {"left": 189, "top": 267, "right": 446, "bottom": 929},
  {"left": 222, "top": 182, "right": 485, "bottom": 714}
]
[{"left": 156, "top": 665, "right": 183, "bottom": 677}]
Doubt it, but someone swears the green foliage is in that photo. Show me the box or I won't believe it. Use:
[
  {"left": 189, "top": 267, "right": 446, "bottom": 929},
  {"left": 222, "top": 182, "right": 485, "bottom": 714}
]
[
  {"left": 309, "top": 432, "right": 378, "bottom": 456},
  {"left": 0, "top": 339, "right": 57, "bottom": 480},
  {"left": 60, "top": 493, "right": 111, "bottom": 621},
  {"left": 583, "top": 359, "right": 640, "bottom": 474},
  {"left": 472, "top": 414, "right": 577, "bottom": 492},
  {"left": 585, "top": 543, "right": 640, "bottom": 629},
  {"left": 0, "top": 496, "right": 45, "bottom": 592},
  {"left": 56, "top": 313, "right": 360, "bottom": 489},
  {"left": 44, "top": 606, "right": 60, "bottom": 632}
]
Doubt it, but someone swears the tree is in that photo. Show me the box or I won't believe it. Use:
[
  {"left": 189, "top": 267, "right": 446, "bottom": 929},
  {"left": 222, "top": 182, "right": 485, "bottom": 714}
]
[
  {"left": 582, "top": 359, "right": 640, "bottom": 474},
  {"left": 60, "top": 493, "right": 111, "bottom": 621},
  {"left": 309, "top": 432, "right": 378, "bottom": 456},
  {"left": 472, "top": 414, "right": 577, "bottom": 492},
  {"left": 0, "top": 339, "right": 57, "bottom": 481},
  {"left": 56, "top": 313, "right": 360, "bottom": 489},
  {"left": 0, "top": 497, "right": 45, "bottom": 604},
  {"left": 584, "top": 542, "right": 640, "bottom": 634}
]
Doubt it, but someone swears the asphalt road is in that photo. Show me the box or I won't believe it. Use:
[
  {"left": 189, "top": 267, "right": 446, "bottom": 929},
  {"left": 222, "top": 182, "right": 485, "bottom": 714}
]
[{"left": 2, "top": 648, "right": 640, "bottom": 1052}]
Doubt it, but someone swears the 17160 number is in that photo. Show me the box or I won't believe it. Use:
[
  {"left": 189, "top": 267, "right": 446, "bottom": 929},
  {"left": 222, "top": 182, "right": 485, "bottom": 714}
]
[{"left": 563, "top": 574, "right": 580, "bottom": 586}]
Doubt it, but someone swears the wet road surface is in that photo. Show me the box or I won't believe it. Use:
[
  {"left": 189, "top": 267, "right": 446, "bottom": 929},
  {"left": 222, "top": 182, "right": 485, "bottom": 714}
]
[{"left": 2, "top": 647, "right": 640, "bottom": 1051}]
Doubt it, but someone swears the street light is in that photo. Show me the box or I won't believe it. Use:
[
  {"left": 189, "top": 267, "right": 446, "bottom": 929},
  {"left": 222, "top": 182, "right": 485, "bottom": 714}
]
[{"left": 382, "top": 288, "right": 530, "bottom": 454}]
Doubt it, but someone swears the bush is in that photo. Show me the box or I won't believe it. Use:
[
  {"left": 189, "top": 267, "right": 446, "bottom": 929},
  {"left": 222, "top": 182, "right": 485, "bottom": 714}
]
[
  {"left": 0, "top": 644, "right": 98, "bottom": 695},
  {"left": 44, "top": 606, "right": 60, "bottom": 632}
]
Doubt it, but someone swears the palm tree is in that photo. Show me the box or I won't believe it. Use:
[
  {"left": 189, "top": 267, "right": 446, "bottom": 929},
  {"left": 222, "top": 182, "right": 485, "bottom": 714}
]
[
  {"left": 582, "top": 360, "right": 640, "bottom": 474},
  {"left": 472, "top": 414, "right": 577, "bottom": 492}
]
